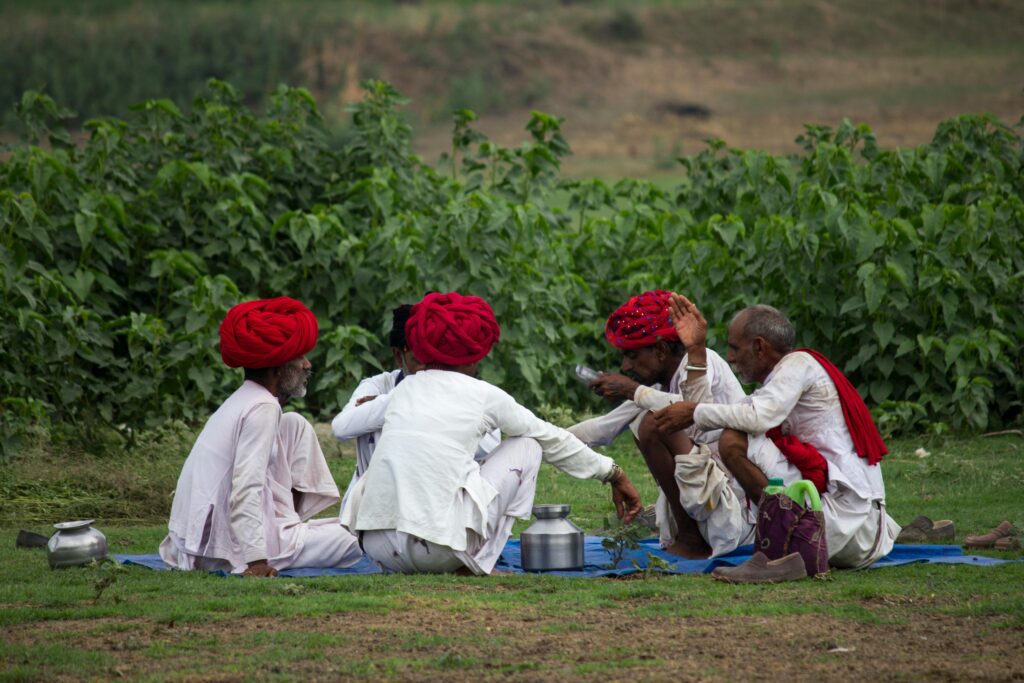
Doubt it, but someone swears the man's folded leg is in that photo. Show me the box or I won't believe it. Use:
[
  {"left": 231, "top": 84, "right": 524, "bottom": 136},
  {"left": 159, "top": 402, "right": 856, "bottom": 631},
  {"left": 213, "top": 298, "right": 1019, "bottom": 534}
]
[
  {"left": 670, "top": 444, "right": 754, "bottom": 557},
  {"left": 456, "top": 437, "right": 542, "bottom": 575},
  {"left": 362, "top": 438, "right": 543, "bottom": 576},
  {"left": 274, "top": 519, "right": 363, "bottom": 571}
]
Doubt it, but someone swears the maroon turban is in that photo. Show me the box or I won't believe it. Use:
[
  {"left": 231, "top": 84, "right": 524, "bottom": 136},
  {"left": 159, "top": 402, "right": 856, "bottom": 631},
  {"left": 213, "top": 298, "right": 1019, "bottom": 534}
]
[
  {"left": 605, "top": 290, "right": 676, "bottom": 349},
  {"left": 405, "top": 292, "right": 500, "bottom": 365},
  {"left": 219, "top": 297, "right": 319, "bottom": 369}
]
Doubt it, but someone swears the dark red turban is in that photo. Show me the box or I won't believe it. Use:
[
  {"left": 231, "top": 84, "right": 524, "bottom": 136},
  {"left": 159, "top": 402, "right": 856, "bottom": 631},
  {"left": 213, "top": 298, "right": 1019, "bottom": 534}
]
[
  {"left": 219, "top": 297, "right": 319, "bottom": 369},
  {"left": 405, "top": 292, "right": 500, "bottom": 366},
  {"left": 605, "top": 290, "right": 677, "bottom": 349}
]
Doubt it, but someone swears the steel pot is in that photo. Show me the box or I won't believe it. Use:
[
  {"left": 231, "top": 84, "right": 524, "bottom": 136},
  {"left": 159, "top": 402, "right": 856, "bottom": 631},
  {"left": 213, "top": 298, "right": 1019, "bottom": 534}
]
[
  {"left": 520, "top": 504, "right": 584, "bottom": 571},
  {"left": 47, "top": 520, "right": 108, "bottom": 568}
]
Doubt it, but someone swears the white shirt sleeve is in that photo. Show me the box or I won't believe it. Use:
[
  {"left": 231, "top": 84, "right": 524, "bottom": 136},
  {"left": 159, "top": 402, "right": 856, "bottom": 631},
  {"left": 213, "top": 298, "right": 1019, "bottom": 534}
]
[
  {"left": 633, "top": 385, "right": 681, "bottom": 412},
  {"left": 567, "top": 400, "right": 643, "bottom": 447},
  {"left": 693, "top": 354, "right": 812, "bottom": 435},
  {"left": 229, "top": 402, "right": 280, "bottom": 564},
  {"left": 487, "top": 388, "right": 614, "bottom": 481},
  {"left": 331, "top": 375, "right": 393, "bottom": 441}
]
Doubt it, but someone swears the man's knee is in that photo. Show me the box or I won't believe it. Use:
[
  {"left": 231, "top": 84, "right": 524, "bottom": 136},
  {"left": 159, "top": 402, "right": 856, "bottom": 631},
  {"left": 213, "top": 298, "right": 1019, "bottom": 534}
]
[
  {"left": 636, "top": 412, "right": 658, "bottom": 444},
  {"left": 501, "top": 437, "right": 542, "bottom": 468},
  {"left": 718, "top": 429, "right": 749, "bottom": 464},
  {"left": 638, "top": 412, "right": 693, "bottom": 457},
  {"left": 280, "top": 411, "right": 315, "bottom": 437}
]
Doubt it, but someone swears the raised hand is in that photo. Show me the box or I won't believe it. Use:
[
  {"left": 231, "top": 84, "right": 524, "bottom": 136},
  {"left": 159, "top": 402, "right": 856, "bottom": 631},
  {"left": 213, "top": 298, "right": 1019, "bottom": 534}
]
[{"left": 668, "top": 293, "right": 707, "bottom": 352}]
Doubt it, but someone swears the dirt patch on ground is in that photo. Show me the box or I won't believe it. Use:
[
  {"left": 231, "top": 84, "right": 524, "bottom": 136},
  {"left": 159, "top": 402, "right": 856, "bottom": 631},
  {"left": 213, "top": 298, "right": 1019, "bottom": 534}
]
[
  {"left": 319, "top": 2, "right": 1024, "bottom": 175},
  {"left": 6, "top": 604, "right": 1022, "bottom": 681}
]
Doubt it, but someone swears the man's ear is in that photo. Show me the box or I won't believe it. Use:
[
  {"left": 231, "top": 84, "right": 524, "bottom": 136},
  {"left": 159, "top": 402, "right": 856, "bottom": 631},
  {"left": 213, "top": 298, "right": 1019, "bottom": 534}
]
[{"left": 752, "top": 337, "right": 767, "bottom": 357}]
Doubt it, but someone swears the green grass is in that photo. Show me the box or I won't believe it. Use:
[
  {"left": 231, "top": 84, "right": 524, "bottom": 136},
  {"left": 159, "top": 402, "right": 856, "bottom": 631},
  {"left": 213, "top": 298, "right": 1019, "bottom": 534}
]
[{"left": 1, "top": 429, "right": 1022, "bottom": 679}]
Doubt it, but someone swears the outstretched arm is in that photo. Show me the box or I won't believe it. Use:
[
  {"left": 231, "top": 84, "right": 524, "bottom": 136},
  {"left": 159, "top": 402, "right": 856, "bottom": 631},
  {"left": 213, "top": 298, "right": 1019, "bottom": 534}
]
[{"left": 486, "top": 387, "right": 643, "bottom": 522}]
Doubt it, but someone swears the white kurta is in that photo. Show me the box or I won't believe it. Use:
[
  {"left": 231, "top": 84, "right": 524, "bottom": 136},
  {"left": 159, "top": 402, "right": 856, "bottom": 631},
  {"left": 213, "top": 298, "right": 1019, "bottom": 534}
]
[
  {"left": 567, "top": 349, "right": 780, "bottom": 555},
  {"left": 693, "top": 351, "right": 899, "bottom": 567},
  {"left": 160, "top": 381, "right": 361, "bottom": 573},
  {"left": 341, "top": 369, "right": 614, "bottom": 554},
  {"left": 567, "top": 349, "right": 744, "bottom": 449},
  {"left": 331, "top": 369, "right": 501, "bottom": 476}
]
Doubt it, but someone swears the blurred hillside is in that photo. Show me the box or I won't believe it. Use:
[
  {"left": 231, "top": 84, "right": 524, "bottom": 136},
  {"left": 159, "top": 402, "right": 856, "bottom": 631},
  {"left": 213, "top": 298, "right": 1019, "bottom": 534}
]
[{"left": 3, "top": 0, "right": 1022, "bottom": 176}]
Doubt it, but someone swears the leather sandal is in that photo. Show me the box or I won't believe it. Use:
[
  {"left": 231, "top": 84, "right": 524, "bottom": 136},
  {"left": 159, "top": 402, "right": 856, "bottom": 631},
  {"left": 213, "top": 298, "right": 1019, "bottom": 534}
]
[
  {"left": 711, "top": 551, "right": 807, "bottom": 584},
  {"left": 964, "top": 521, "right": 1017, "bottom": 549},
  {"left": 993, "top": 536, "right": 1020, "bottom": 551},
  {"left": 895, "top": 516, "right": 955, "bottom": 543}
]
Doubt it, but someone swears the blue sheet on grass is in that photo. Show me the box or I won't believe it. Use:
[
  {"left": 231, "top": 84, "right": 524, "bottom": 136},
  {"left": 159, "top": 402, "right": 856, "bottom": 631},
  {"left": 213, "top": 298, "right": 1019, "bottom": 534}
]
[{"left": 116, "top": 538, "right": 1016, "bottom": 577}]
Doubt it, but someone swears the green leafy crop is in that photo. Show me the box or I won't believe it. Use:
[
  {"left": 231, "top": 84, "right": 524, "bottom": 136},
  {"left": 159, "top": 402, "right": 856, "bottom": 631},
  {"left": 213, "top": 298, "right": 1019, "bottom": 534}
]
[{"left": 1, "top": 81, "right": 1021, "bottom": 454}]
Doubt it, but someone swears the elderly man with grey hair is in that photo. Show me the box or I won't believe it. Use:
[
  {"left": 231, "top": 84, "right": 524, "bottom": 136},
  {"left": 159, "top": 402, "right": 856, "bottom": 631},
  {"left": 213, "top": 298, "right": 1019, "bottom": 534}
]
[{"left": 651, "top": 295, "right": 899, "bottom": 569}]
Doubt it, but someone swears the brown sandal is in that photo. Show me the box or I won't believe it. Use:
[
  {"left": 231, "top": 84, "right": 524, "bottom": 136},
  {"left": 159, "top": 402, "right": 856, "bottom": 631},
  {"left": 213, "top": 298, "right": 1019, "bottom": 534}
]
[
  {"left": 896, "top": 516, "right": 955, "bottom": 543},
  {"left": 964, "top": 521, "right": 1017, "bottom": 549}
]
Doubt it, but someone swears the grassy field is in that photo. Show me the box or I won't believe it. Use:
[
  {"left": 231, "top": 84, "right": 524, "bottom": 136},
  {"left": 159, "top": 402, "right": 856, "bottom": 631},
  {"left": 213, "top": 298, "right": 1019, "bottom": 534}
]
[{"left": 2, "top": 425, "right": 1022, "bottom": 681}]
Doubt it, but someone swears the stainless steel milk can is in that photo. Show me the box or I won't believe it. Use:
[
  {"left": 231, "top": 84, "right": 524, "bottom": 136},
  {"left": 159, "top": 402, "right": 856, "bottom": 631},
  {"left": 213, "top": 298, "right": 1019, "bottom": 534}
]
[{"left": 520, "top": 503, "right": 584, "bottom": 571}]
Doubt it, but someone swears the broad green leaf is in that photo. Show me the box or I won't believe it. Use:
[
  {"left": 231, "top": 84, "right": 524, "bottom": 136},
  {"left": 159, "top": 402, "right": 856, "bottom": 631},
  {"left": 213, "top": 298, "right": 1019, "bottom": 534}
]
[{"left": 873, "top": 320, "right": 895, "bottom": 349}]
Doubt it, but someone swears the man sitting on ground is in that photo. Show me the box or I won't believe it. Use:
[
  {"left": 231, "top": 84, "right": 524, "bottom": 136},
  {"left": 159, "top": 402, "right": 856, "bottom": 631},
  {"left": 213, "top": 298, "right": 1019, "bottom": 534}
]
[
  {"left": 652, "top": 297, "right": 900, "bottom": 568},
  {"left": 341, "top": 291, "right": 644, "bottom": 575},
  {"left": 568, "top": 289, "right": 757, "bottom": 559},
  {"left": 331, "top": 304, "right": 500, "bottom": 508},
  {"left": 161, "top": 297, "right": 362, "bottom": 576}
]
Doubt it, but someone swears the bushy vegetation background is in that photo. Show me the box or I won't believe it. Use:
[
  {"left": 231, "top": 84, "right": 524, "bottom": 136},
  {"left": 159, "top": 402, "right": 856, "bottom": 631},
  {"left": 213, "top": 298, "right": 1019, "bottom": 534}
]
[{"left": 1, "top": 80, "right": 1021, "bottom": 453}]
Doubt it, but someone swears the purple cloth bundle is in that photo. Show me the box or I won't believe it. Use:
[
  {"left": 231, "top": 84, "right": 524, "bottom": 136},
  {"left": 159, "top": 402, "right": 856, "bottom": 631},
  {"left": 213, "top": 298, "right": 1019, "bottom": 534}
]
[{"left": 755, "top": 492, "right": 829, "bottom": 576}]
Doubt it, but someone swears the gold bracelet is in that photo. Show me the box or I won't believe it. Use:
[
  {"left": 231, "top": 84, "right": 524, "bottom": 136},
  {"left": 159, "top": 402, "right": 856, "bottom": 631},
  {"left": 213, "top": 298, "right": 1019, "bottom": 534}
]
[{"left": 603, "top": 463, "right": 623, "bottom": 485}]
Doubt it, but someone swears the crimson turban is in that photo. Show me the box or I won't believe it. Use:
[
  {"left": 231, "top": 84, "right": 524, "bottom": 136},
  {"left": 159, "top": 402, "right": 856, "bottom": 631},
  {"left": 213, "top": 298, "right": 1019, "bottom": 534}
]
[
  {"left": 605, "top": 290, "right": 677, "bottom": 349},
  {"left": 219, "top": 297, "right": 319, "bottom": 369},
  {"left": 405, "top": 292, "right": 500, "bottom": 366}
]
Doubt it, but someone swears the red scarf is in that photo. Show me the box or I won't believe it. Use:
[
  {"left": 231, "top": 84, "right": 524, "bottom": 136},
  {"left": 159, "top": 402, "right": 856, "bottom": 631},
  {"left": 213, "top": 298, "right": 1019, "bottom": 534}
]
[
  {"left": 798, "top": 348, "right": 888, "bottom": 466},
  {"left": 766, "top": 428, "right": 829, "bottom": 494},
  {"left": 766, "top": 349, "right": 888, "bottom": 495}
]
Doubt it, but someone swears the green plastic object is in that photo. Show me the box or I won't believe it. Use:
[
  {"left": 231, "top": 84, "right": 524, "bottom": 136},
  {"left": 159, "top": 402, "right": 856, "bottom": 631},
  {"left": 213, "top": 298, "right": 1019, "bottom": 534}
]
[
  {"left": 763, "top": 477, "right": 786, "bottom": 496},
  {"left": 784, "top": 480, "right": 823, "bottom": 511}
]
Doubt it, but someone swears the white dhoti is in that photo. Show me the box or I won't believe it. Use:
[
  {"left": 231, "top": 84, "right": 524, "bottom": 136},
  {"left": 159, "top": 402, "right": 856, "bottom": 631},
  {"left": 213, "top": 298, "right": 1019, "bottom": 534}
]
[
  {"left": 361, "top": 437, "right": 542, "bottom": 575},
  {"left": 747, "top": 434, "right": 897, "bottom": 568}
]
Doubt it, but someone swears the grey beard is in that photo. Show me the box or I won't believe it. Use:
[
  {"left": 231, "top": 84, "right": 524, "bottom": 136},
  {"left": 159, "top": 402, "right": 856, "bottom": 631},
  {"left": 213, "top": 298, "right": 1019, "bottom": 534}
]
[
  {"left": 278, "top": 371, "right": 309, "bottom": 401},
  {"left": 283, "top": 383, "right": 307, "bottom": 400}
]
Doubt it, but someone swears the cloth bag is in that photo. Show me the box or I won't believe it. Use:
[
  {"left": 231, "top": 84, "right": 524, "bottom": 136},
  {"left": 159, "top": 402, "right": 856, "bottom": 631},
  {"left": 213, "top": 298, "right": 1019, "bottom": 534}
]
[{"left": 755, "top": 492, "right": 828, "bottom": 577}]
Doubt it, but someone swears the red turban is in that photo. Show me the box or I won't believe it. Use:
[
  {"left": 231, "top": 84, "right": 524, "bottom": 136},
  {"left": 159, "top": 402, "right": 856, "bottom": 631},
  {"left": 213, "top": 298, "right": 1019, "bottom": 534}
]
[
  {"left": 605, "top": 290, "right": 677, "bottom": 349},
  {"left": 219, "top": 297, "right": 318, "bottom": 369},
  {"left": 405, "top": 292, "right": 500, "bottom": 366}
]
